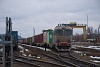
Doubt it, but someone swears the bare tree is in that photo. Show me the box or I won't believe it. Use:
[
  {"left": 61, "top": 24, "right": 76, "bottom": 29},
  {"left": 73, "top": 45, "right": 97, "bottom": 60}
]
[
  {"left": 94, "top": 29, "right": 98, "bottom": 34},
  {"left": 87, "top": 26, "right": 93, "bottom": 39}
]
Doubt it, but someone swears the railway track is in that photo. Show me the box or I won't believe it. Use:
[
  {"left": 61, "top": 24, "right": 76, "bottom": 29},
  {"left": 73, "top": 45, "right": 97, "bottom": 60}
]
[
  {"left": 20, "top": 44, "right": 80, "bottom": 67},
  {"left": 20, "top": 44, "right": 100, "bottom": 67},
  {"left": 46, "top": 51, "right": 100, "bottom": 67},
  {"left": 14, "top": 55, "right": 67, "bottom": 67},
  {"left": 58, "top": 52, "right": 100, "bottom": 67}
]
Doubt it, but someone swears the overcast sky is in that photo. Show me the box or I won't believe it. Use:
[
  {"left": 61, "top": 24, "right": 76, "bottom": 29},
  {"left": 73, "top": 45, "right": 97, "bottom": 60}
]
[{"left": 0, "top": 0, "right": 100, "bottom": 38}]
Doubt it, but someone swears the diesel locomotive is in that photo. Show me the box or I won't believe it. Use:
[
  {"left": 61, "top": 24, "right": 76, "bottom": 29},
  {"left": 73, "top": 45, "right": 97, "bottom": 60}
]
[{"left": 52, "top": 24, "right": 73, "bottom": 51}]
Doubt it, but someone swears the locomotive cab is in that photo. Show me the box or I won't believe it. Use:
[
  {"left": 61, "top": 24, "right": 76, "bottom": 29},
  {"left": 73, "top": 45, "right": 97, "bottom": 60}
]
[{"left": 53, "top": 25, "right": 73, "bottom": 51}]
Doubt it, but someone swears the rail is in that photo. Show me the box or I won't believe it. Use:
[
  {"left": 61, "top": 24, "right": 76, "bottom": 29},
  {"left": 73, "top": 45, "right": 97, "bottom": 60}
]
[
  {"left": 59, "top": 52, "right": 100, "bottom": 67},
  {"left": 14, "top": 55, "right": 67, "bottom": 67}
]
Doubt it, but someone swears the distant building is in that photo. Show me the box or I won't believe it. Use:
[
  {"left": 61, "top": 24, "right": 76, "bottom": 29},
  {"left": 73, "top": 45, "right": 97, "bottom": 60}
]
[{"left": 0, "top": 34, "right": 5, "bottom": 38}]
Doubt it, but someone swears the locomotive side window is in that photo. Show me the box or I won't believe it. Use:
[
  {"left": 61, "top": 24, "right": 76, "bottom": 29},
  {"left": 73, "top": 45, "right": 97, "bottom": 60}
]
[{"left": 54, "top": 30, "right": 63, "bottom": 35}]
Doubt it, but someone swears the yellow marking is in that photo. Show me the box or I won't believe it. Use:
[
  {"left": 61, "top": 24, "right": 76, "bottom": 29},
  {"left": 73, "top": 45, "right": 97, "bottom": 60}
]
[{"left": 70, "top": 26, "right": 87, "bottom": 41}]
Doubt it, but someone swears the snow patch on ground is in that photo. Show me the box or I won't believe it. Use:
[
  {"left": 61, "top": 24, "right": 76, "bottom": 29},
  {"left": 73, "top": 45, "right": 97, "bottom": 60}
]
[
  {"left": 85, "top": 46, "right": 100, "bottom": 50},
  {"left": 74, "top": 45, "right": 100, "bottom": 50},
  {"left": 90, "top": 56, "right": 100, "bottom": 63},
  {"left": 74, "top": 51, "right": 87, "bottom": 56},
  {"left": 37, "top": 47, "right": 51, "bottom": 51},
  {"left": 22, "top": 44, "right": 51, "bottom": 51},
  {"left": 0, "top": 48, "right": 3, "bottom": 52},
  {"left": 20, "top": 50, "right": 24, "bottom": 53},
  {"left": 18, "top": 45, "right": 24, "bottom": 50},
  {"left": 28, "top": 54, "right": 32, "bottom": 57},
  {"left": 22, "top": 54, "right": 27, "bottom": 56},
  {"left": 90, "top": 60, "right": 100, "bottom": 62},
  {"left": 74, "top": 51, "right": 83, "bottom": 54},
  {"left": 90, "top": 56, "right": 100, "bottom": 59},
  {"left": 25, "top": 49, "right": 29, "bottom": 52},
  {"left": 37, "top": 56, "right": 41, "bottom": 59}
]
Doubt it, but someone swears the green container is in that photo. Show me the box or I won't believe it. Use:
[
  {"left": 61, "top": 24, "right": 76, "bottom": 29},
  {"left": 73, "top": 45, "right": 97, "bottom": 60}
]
[
  {"left": 43, "top": 29, "right": 53, "bottom": 45},
  {"left": 49, "top": 30, "right": 53, "bottom": 44}
]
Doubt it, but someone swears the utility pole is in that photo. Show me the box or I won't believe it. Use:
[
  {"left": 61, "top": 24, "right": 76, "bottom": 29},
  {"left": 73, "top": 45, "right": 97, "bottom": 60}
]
[
  {"left": 87, "top": 15, "right": 88, "bottom": 30},
  {"left": 33, "top": 28, "right": 35, "bottom": 36},
  {"left": 87, "top": 15, "right": 88, "bottom": 39}
]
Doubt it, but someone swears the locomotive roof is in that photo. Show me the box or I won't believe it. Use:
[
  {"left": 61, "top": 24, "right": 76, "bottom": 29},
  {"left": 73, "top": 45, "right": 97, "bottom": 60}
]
[{"left": 54, "top": 26, "right": 72, "bottom": 30}]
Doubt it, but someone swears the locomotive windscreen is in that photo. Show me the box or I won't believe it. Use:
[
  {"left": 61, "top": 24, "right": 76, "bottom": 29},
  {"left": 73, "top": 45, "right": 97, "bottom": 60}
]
[
  {"left": 54, "top": 30, "right": 63, "bottom": 35},
  {"left": 64, "top": 29, "right": 72, "bottom": 35},
  {"left": 54, "top": 29, "right": 72, "bottom": 36}
]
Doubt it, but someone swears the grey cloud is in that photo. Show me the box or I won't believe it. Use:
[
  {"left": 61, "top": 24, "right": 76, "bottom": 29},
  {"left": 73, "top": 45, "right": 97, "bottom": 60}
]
[{"left": 0, "top": 0, "right": 100, "bottom": 37}]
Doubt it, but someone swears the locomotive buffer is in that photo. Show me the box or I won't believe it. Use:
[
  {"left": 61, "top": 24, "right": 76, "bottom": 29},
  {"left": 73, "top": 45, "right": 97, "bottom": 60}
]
[{"left": 2, "top": 17, "right": 13, "bottom": 67}]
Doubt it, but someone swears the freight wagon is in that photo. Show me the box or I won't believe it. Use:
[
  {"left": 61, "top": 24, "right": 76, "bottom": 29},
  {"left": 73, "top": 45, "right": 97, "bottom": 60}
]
[
  {"left": 19, "top": 24, "right": 73, "bottom": 51},
  {"left": 43, "top": 29, "right": 53, "bottom": 47},
  {"left": 33, "top": 33, "right": 43, "bottom": 46},
  {"left": 26, "top": 37, "right": 30, "bottom": 45},
  {"left": 98, "top": 36, "right": 100, "bottom": 44}
]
